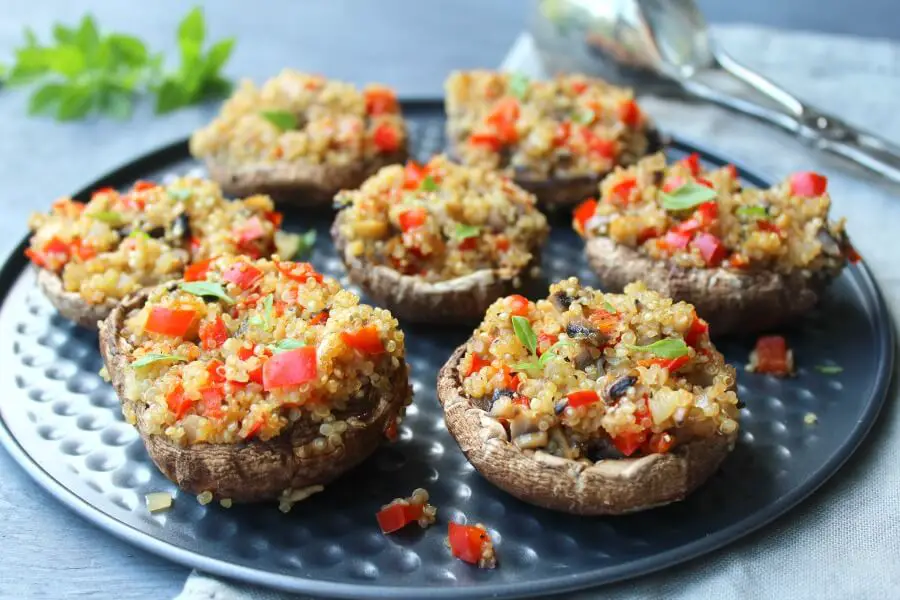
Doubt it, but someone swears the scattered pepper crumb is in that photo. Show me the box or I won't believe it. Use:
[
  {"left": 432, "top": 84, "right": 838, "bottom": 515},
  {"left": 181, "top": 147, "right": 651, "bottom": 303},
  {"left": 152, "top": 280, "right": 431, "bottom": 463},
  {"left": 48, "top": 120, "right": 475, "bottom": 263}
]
[
  {"left": 448, "top": 521, "right": 496, "bottom": 569},
  {"left": 804, "top": 412, "right": 818, "bottom": 425},
  {"left": 746, "top": 335, "right": 794, "bottom": 377},
  {"left": 376, "top": 488, "right": 437, "bottom": 533}
]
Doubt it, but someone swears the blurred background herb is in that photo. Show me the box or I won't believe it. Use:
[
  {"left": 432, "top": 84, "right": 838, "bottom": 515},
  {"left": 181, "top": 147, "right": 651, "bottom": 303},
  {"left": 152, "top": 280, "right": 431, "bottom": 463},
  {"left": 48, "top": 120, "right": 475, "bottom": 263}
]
[{"left": 0, "top": 6, "right": 235, "bottom": 121}]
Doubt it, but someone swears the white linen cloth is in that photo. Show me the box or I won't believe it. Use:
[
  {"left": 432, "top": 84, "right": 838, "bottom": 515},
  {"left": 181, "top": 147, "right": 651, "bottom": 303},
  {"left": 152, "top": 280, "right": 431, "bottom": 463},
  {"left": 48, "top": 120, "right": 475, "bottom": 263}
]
[{"left": 178, "top": 24, "right": 900, "bottom": 600}]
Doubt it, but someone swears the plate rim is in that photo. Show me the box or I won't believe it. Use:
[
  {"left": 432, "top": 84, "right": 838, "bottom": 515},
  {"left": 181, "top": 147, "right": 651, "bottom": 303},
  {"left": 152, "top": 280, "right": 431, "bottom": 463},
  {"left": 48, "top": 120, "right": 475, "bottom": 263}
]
[{"left": 0, "top": 107, "right": 894, "bottom": 599}]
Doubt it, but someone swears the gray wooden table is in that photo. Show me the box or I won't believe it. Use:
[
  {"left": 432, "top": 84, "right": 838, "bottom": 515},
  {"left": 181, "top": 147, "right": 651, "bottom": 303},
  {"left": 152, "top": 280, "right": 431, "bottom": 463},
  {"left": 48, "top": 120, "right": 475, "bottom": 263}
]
[{"left": 0, "top": 1, "right": 897, "bottom": 598}]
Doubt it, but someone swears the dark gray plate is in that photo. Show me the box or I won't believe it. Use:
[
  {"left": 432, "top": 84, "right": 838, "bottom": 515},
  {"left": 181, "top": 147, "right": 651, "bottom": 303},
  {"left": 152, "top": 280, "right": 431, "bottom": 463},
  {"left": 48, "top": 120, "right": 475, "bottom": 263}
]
[{"left": 0, "top": 101, "right": 893, "bottom": 599}]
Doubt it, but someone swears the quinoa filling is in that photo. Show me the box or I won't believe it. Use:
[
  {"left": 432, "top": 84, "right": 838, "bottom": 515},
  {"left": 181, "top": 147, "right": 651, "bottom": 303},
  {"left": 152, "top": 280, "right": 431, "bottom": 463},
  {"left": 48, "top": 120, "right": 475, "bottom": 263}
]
[
  {"left": 26, "top": 178, "right": 280, "bottom": 304},
  {"left": 458, "top": 279, "right": 740, "bottom": 460},
  {"left": 574, "top": 152, "right": 855, "bottom": 272},
  {"left": 335, "top": 155, "right": 548, "bottom": 280},
  {"left": 117, "top": 256, "right": 407, "bottom": 448}
]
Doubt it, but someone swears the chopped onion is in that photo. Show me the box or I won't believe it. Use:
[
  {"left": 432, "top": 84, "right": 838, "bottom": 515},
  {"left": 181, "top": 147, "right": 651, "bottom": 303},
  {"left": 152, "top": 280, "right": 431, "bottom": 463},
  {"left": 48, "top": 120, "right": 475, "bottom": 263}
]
[{"left": 145, "top": 492, "right": 173, "bottom": 513}]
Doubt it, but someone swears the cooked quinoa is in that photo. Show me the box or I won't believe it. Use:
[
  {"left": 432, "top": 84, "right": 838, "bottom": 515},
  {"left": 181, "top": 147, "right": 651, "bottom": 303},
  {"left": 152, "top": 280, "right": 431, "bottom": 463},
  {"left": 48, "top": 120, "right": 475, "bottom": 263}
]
[
  {"left": 334, "top": 155, "right": 548, "bottom": 280},
  {"left": 26, "top": 178, "right": 281, "bottom": 304},
  {"left": 116, "top": 256, "right": 407, "bottom": 447},
  {"left": 445, "top": 70, "right": 652, "bottom": 180},
  {"left": 575, "top": 152, "right": 854, "bottom": 272},
  {"left": 190, "top": 69, "right": 407, "bottom": 167},
  {"left": 458, "top": 279, "right": 740, "bottom": 459}
]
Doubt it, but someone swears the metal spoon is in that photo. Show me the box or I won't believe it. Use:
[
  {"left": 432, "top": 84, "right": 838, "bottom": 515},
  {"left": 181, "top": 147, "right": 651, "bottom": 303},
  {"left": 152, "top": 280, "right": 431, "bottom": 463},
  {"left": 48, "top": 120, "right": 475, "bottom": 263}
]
[{"left": 530, "top": 0, "right": 900, "bottom": 182}]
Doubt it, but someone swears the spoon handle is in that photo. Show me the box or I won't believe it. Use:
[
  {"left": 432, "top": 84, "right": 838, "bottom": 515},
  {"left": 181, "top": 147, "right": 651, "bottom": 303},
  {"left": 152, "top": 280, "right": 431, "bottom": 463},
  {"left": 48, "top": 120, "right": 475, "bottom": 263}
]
[{"left": 701, "top": 48, "right": 900, "bottom": 182}]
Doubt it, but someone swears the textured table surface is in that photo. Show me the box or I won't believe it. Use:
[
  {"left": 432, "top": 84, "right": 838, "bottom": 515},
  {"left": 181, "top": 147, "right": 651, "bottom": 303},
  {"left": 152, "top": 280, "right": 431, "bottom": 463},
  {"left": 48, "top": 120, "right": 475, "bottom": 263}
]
[{"left": 1, "top": 1, "right": 899, "bottom": 599}]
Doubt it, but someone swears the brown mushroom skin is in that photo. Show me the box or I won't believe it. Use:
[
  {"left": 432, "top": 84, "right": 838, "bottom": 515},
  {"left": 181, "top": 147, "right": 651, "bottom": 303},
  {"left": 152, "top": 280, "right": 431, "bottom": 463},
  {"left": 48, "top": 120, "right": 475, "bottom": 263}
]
[
  {"left": 98, "top": 285, "right": 411, "bottom": 502},
  {"left": 35, "top": 268, "right": 117, "bottom": 330},
  {"left": 585, "top": 236, "right": 845, "bottom": 336},
  {"left": 331, "top": 213, "right": 542, "bottom": 325},
  {"left": 205, "top": 149, "right": 407, "bottom": 209},
  {"left": 437, "top": 345, "right": 737, "bottom": 515}
]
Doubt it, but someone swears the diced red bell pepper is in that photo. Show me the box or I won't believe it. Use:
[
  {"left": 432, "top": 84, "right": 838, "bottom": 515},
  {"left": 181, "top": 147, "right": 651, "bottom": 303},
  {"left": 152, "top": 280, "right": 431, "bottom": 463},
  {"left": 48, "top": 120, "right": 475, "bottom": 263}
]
[
  {"left": 573, "top": 198, "right": 598, "bottom": 234},
  {"left": 692, "top": 232, "right": 727, "bottom": 267},
  {"left": 729, "top": 254, "right": 750, "bottom": 269},
  {"left": 582, "top": 129, "right": 617, "bottom": 158},
  {"left": 264, "top": 211, "right": 283, "bottom": 228},
  {"left": 684, "top": 314, "right": 709, "bottom": 347},
  {"left": 465, "top": 354, "right": 490, "bottom": 377},
  {"left": 612, "top": 429, "right": 648, "bottom": 457},
  {"left": 756, "top": 220, "right": 782, "bottom": 235},
  {"left": 403, "top": 161, "right": 427, "bottom": 190},
  {"left": 235, "top": 216, "right": 266, "bottom": 244},
  {"left": 618, "top": 99, "right": 642, "bottom": 127},
  {"left": 237, "top": 345, "right": 265, "bottom": 385},
  {"left": 262, "top": 346, "right": 317, "bottom": 390},
  {"left": 696, "top": 177, "right": 714, "bottom": 189},
  {"left": 71, "top": 238, "right": 96, "bottom": 261},
  {"left": 662, "top": 175, "right": 686, "bottom": 193},
  {"left": 753, "top": 335, "right": 791, "bottom": 375},
  {"left": 24, "top": 248, "right": 46, "bottom": 268},
  {"left": 309, "top": 310, "right": 329, "bottom": 326},
  {"left": 845, "top": 243, "right": 861, "bottom": 264},
  {"left": 372, "top": 123, "right": 401, "bottom": 153},
  {"left": 567, "top": 389, "right": 599, "bottom": 408},
  {"left": 694, "top": 201, "right": 719, "bottom": 226},
  {"left": 189, "top": 236, "right": 202, "bottom": 254},
  {"left": 609, "top": 178, "right": 637, "bottom": 204},
  {"left": 242, "top": 416, "right": 265, "bottom": 440},
  {"left": 206, "top": 359, "right": 227, "bottom": 385},
  {"left": 536, "top": 332, "right": 559, "bottom": 356},
  {"left": 201, "top": 386, "right": 225, "bottom": 419},
  {"left": 660, "top": 230, "right": 692, "bottom": 252},
  {"left": 166, "top": 384, "right": 192, "bottom": 420},
  {"left": 384, "top": 417, "right": 399, "bottom": 441},
  {"left": 486, "top": 97, "right": 520, "bottom": 144},
  {"left": 91, "top": 187, "right": 116, "bottom": 200},
  {"left": 341, "top": 325, "right": 385, "bottom": 354},
  {"left": 184, "top": 258, "right": 213, "bottom": 282},
  {"left": 648, "top": 432, "right": 674, "bottom": 454},
  {"left": 223, "top": 262, "right": 263, "bottom": 290},
  {"left": 364, "top": 87, "right": 399, "bottom": 115},
  {"left": 553, "top": 121, "right": 573, "bottom": 147},
  {"left": 199, "top": 316, "right": 229, "bottom": 350},
  {"left": 133, "top": 180, "right": 158, "bottom": 192},
  {"left": 276, "top": 261, "right": 324, "bottom": 284},
  {"left": 448, "top": 522, "right": 490, "bottom": 565},
  {"left": 44, "top": 236, "right": 72, "bottom": 256},
  {"left": 376, "top": 502, "right": 423, "bottom": 534},
  {"left": 570, "top": 80, "right": 588, "bottom": 94},
  {"left": 144, "top": 306, "right": 196, "bottom": 337},
  {"left": 506, "top": 294, "right": 530, "bottom": 317},
  {"left": 638, "top": 355, "right": 691, "bottom": 372},
  {"left": 681, "top": 153, "right": 701, "bottom": 176},
  {"left": 789, "top": 172, "right": 827, "bottom": 196},
  {"left": 469, "top": 132, "right": 502, "bottom": 152},
  {"left": 500, "top": 364, "right": 519, "bottom": 391},
  {"left": 588, "top": 309, "right": 619, "bottom": 334},
  {"left": 398, "top": 208, "right": 428, "bottom": 232},
  {"left": 495, "top": 235, "right": 510, "bottom": 252},
  {"left": 726, "top": 164, "right": 738, "bottom": 179}
]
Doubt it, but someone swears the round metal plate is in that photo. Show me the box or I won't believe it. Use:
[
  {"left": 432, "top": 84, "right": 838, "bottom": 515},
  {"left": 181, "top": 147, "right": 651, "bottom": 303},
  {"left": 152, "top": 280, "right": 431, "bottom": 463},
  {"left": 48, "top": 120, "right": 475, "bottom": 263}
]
[{"left": 0, "top": 100, "right": 893, "bottom": 599}]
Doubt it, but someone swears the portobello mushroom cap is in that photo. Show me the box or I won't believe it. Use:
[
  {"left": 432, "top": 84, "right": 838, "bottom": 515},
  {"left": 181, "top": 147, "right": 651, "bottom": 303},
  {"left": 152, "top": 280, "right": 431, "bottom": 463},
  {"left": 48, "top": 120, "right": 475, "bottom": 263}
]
[
  {"left": 36, "top": 268, "right": 116, "bottom": 330},
  {"left": 98, "top": 284, "right": 411, "bottom": 502},
  {"left": 437, "top": 345, "right": 737, "bottom": 515},
  {"left": 331, "top": 213, "right": 541, "bottom": 325},
  {"left": 585, "top": 236, "right": 844, "bottom": 335},
  {"left": 204, "top": 149, "right": 408, "bottom": 208}
]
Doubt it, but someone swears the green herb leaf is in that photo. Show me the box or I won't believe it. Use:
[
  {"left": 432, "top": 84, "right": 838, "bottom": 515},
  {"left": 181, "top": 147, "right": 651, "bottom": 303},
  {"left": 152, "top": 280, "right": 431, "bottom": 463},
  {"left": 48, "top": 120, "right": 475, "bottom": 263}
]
[
  {"left": 454, "top": 223, "right": 481, "bottom": 241},
  {"left": 28, "top": 83, "right": 67, "bottom": 115},
  {"left": 419, "top": 175, "right": 439, "bottom": 192},
  {"left": 297, "top": 229, "right": 316, "bottom": 259},
  {"left": 271, "top": 339, "right": 306, "bottom": 353},
  {"left": 55, "top": 84, "right": 93, "bottom": 121},
  {"left": 154, "top": 79, "right": 188, "bottom": 113},
  {"left": 107, "top": 34, "right": 147, "bottom": 67},
  {"left": 602, "top": 301, "right": 617, "bottom": 314},
  {"left": 538, "top": 339, "right": 575, "bottom": 366},
  {"left": 815, "top": 365, "right": 843, "bottom": 374},
  {"left": 131, "top": 353, "right": 188, "bottom": 369},
  {"left": 88, "top": 210, "right": 124, "bottom": 224},
  {"left": 96, "top": 85, "right": 133, "bottom": 120},
  {"left": 511, "top": 315, "right": 538, "bottom": 355},
  {"left": 571, "top": 108, "right": 595, "bottom": 125},
  {"left": 167, "top": 188, "right": 193, "bottom": 201},
  {"left": 627, "top": 338, "right": 689, "bottom": 358},
  {"left": 259, "top": 110, "right": 297, "bottom": 131},
  {"left": 260, "top": 294, "right": 274, "bottom": 331},
  {"left": 129, "top": 230, "right": 150, "bottom": 239},
  {"left": 512, "top": 360, "right": 542, "bottom": 372},
  {"left": 508, "top": 72, "right": 530, "bottom": 100},
  {"left": 178, "top": 281, "right": 235, "bottom": 304},
  {"left": 736, "top": 205, "right": 770, "bottom": 220},
  {"left": 660, "top": 183, "right": 717, "bottom": 211}
]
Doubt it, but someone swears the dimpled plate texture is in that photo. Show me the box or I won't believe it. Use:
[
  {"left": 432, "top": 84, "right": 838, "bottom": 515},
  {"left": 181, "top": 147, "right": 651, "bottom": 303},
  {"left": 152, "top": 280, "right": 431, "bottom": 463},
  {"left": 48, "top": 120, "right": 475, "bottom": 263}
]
[{"left": 0, "top": 101, "right": 893, "bottom": 600}]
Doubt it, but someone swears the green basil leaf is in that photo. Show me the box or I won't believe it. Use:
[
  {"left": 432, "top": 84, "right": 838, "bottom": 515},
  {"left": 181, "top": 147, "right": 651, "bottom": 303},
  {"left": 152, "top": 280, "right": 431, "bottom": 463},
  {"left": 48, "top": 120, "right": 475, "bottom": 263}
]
[
  {"left": 106, "top": 34, "right": 147, "bottom": 67},
  {"left": 261, "top": 294, "right": 274, "bottom": 331},
  {"left": 167, "top": 188, "right": 193, "bottom": 201},
  {"left": 28, "top": 83, "right": 66, "bottom": 115},
  {"left": 660, "top": 183, "right": 717, "bottom": 211},
  {"left": 53, "top": 24, "right": 77, "bottom": 45},
  {"left": 178, "top": 281, "right": 235, "bottom": 304},
  {"left": 602, "top": 301, "right": 617, "bottom": 314},
  {"left": 297, "top": 229, "right": 317, "bottom": 259},
  {"left": 154, "top": 78, "right": 188, "bottom": 114},
  {"left": 420, "top": 175, "right": 439, "bottom": 192},
  {"left": 627, "top": 338, "right": 689, "bottom": 358},
  {"left": 508, "top": 72, "right": 530, "bottom": 100},
  {"left": 75, "top": 15, "right": 100, "bottom": 54},
  {"left": 88, "top": 210, "right": 124, "bottom": 224},
  {"left": 55, "top": 84, "right": 93, "bottom": 121},
  {"left": 538, "top": 340, "right": 575, "bottom": 366},
  {"left": 736, "top": 205, "right": 769, "bottom": 221},
  {"left": 511, "top": 315, "right": 537, "bottom": 355},
  {"left": 512, "top": 360, "right": 542, "bottom": 372},
  {"left": 97, "top": 85, "right": 133, "bottom": 120},
  {"left": 571, "top": 108, "right": 595, "bottom": 125},
  {"left": 454, "top": 223, "right": 481, "bottom": 241},
  {"left": 815, "top": 365, "right": 843, "bottom": 374},
  {"left": 272, "top": 339, "right": 306, "bottom": 353},
  {"left": 131, "top": 353, "right": 188, "bottom": 369},
  {"left": 178, "top": 7, "right": 206, "bottom": 47},
  {"left": 259, "top": 110, "right": 297, "bottom": 131},
  {"left": 203, "top": 38, "right": 235, "bottom": 77},
  {"left": 129, "top": 230, "right": 150, "bottom": 240},
  {"left": 46, "top": 45, "right": 87, "bottom": 78}
]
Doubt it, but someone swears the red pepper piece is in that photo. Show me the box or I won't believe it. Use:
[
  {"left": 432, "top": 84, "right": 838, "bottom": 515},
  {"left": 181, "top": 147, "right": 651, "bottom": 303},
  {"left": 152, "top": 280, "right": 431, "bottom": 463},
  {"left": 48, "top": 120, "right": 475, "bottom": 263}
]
[
  {"left": 753, "top": 335, "right": 791, "bottom": 375},
  {"left": 582, "top": 128, "right": 617, "bottom": 158},
  {"left": 618, "top": 99, "right": 642, "bottom": 127},
  {"left": 588, "top": 309, "right": 619, "bottom": 335},
  {"left": 648, "top": 432, "right": 674, "bottom": 454},
  {"left": 200, "top": 386, "right": 225, "bottom": 419},
  {"left": 222, "top": 262, "right": 263, "bottom": 290},
  {"left": 660, "top": 230, "right": 692, "bottom": 252},
  {"left": 486, "top": 97, "right": 520, "bottom": 144},
  {"left": 692, "top": 232, "right": 727, "bottom": 267},
  {"left": 264, "top": 211, "right": 283, "bottom": 228},
  {"left": 206, "top": 359, "right": 227, "bottom": 385},
  {"left": 364, "top": 87, "right": 399, "bottom": 115},
  {"left": 756, "top": 220, "right": 782, "bottom": 235},
  {"left": 184, "top": 258, "right": 213, "bottom": 282},
  {"left": 448, "top": 522, "right": 490, "bottom": 565},
  {"left": 242, "top": 416, "right": 265, "bottom": 440},
  {"left": 536, "top": 332, "right": 559, "bottom": 356},
  {"left": 309, "top": 310, "right": 329, "bottom": 326},
  {"left": 276, "top": 261, "right": 324, "bottom": 283},
  {"left": 468, "top": 132, "right": 502, "bottom": 152},
  {"left": 567, "top": 389, "right": 599, "bottom": 408},
  {"left": 553, "top": 120, "right": 572, "bottom": 147},
  {"left": 398, "top": 208, "right": 428, "bottom": 232},
  {"left": 506, "top": 294, "right": 530, "bottom": 317},
  {"left": 465, "top": 354, "right": 490, "bottom": 377},
  {"left": 573, "top": 198, "right": 598, "bottom": 234},
  {"left": 612, "top": 429, "right": 648, "bottom": 457},
  {"left": 570, "top": 80, "right": 588, "bottom": 94},
  {"left": 789, "top": 172, "right": 828, "bottom": 196},
  {"left": 376, "top": 502, "right": 423, "bottom": 534},
  {"left": 199, "top": 316, "right": 229, "bottom": 350},
  {"left": 696, "top": 177, "right": 714, "bottom": 189},
  {"left": 133, "top": 180, "right": 157, "bottom": 192},
  {"left": 684, "top": 314, "right": 709, "bottom": 347},
  {"left": 662, "top": 175, "right": 686, "bottom": 193},
  {"left": 262, "top": 346, "right": 317, "bottom": 390},
  {"left": 638, "top": 355, "right": 691, "bottom": 372},
  {"left": 681, "top": 153, "right": 701, "bottom": 176},
  {"left": 694, "top": 201, "right": 719, "bottom": 226},
  {"left": 166, "top": 384, "right": 192, "bottom": 420},
  {"left": 340, "top": 325, "right": 385, "bottom": 354},
  {"left": 494, "top": 235, "right": 510, "bottom": 252},
  {"left": 500, "top": 365, "right": 519, "bottom": 391},
  {"left": 237, "top": 345, "right": 265, "bottom": 385},
  {"left": 609, "top": 178, "right": 637, "bottom": 204},
  {"left": 403, "top": 161, "right": 427, "bottom": 190},
  {"left": 372, "top": 123, "right": 401, "bottom": 152},
  {"left": 144, "top": 307, "right": 196, "bottom": 337},
  {"left": 726, "top": 164, "right": 738, "bottom": 179}
]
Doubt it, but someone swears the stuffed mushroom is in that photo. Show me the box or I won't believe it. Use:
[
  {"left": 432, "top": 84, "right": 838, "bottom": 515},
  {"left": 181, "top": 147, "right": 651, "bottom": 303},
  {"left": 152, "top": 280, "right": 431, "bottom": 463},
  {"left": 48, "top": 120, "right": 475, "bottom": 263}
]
[
  {"left": 332, "top": 155, "right": 549, "bottom": 324},
  {"left": 190, "top": 69, "right": 408, "bottom": 207},
  {"left": 25, "top": 178, "right": 285, "bottom": 330},
  {"left": 98, "top": 256, "right": 411, "bottom": 505},
  {"left": 437, "top": 278, "right": 740, "bottom": 515},
  {"left": 445, "top": 70, "right": 660, "bottom": 209},
  {"left": 574, "top": 153, "right": 856, "bottom": 334}
]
